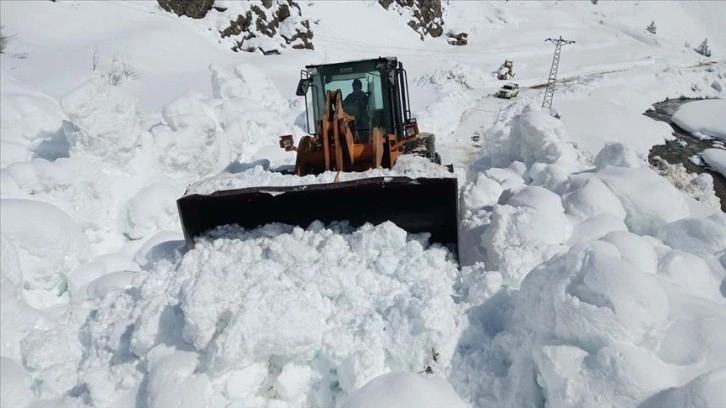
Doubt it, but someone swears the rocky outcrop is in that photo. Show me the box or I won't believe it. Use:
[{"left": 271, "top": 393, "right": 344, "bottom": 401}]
[
  {"left": 157, "top": 0, "right": 313, "bottom": 54},
  {"left": 447, "top": 31, "right": 468, "bottom": 46},
  {"left": 379, "top": 0, "right": 444, "bottom": 40},
  {"left": 219, "top": 0, "right": 313, "bottom": 53},
  {"left": 157, "top": 0, "right": 214, "bottom": 19}
]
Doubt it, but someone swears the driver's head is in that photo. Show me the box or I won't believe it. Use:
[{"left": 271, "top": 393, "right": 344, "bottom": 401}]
[{"left": 352, "top": 79, "right": 362, "bottom": 91}]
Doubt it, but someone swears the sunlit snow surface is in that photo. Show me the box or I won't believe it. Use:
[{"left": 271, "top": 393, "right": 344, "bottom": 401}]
[{"left": 1, "top": 1, "right": 726, "bottom": 407}]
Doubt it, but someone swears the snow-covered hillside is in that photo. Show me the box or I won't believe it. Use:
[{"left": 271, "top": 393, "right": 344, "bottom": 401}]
[{"left": 1, "top": 1, "right": 725, "bottom": 407}]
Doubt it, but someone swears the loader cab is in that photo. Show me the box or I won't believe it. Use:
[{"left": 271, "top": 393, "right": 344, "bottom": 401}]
[{"left": 296, "top": 57, "right": 415, "bottom": 144}]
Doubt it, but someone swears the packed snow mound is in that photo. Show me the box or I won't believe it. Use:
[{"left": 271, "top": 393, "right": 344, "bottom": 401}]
[
  {"left": 151, "top": 63, "right": 299, "bottom": 182},
  {"left": 122, "top": 182, "right": 182, "bottom": 241},
  {"left": 455, "top": 103, "right": 726, "bottom": 407},
  {"left": 638, "top": 369, "right": 726, "bottom": 408},
  {"left": 453, "top": 236, "right": 726, "bottom": 408},
  {"left": 185, "top": 154, "right": 455, "bottom": 195},
  {"left": 64, "top": 222, "right": 460, "bottom": 407},
  {"left": 210, "top": 64, "right": 295, "bottom": 164},
  {"left": 672, "top": 99, "right": 726, "bottom": 141},
  {"left": 341, "top": 371, "right": 469, "bottom": 408},
  {"left": 60, "top": 77, "right": 142, "bottom": 168},
  {"left": 1, "top": 158, "right": 126, "bottom": 247},
  {"left": 595, "top": 166, "right": 692, "bottom": 236},
  {"left": 481, "top": 186, "right": 571, "bottom": 284},
  {"left": 561, "top": 173, "right": 628, "bottom": 222},
  {"left": 0, "top": 199, "right": 90, "bottom": 292},
  {"left": 152, "top": 90, "right": 228, "bottom": 181},
  {"left": 701, "top": 148, "right": 726, "bottom": 177},
  {"left": 473, "top": 104, "right": 592, "bottom": 191},
  {"left": 416, "top": 63, "right": 489, "bottom": 91},
  {"left": 657, "top": 213, "right": 726, "bottom": 258},
  {"left": 595, "top": 141, "right": 646, "bottom": 169},
  {"left": 0, "top": 357, "right": 35, "bottom": 408},
  {"left": 651, "top": 160, "right": 722, "bottom": 211},
  {"left": 0, "top": 276, "right": 49, "bottom": 360},
  {"left": 0, "top": 71, "right": 66, "bottom": 168}
]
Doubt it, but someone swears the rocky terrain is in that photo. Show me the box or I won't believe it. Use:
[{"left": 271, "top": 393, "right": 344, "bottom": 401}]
[{"left": 158, "top": 0, "right": 447, "bottom": 53}]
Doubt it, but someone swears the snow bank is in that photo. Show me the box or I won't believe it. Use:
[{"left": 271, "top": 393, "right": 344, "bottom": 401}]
[
  {"left": 0, "top": 357, "right": 35, "bottom": 408},
  {"left": 652, "top": 160, "right": 722, "bottom": 211},
  {"left": 473, "top": 104, "right": 592, "bottom": 190},
  {"left": 1, "top": 158, "right": 124, "bottom": 248},
  {"left": 481, "top": 186, "right": 571, "bottom": 283},
  {"left": 47, "top": 222, "right": 461, "bottom": 407},
  {"left": 595, "top": 166, "right": 692, "bottom": 236},
  {"left": 639, "top": 369, "right": 726, "bottom": 408},
  {"left": 454, "top": 235, "right": 726, "bottom": 408},
  {"left": 151, "top": 90, "right": 228, "bottom": 181},
  {"left": 672, "top": 99, "right": 726, "bottom": 141},
  {"left": 416, "top": 64, "right": 489, "bottom": 92},
  {"left": 60, "top": 77, "right": 142, "bottom": 167},
  {"left": 455, "top": 104, "right": 726, "bottom": 407},
  {"left": 210, "top": 64, "right": 295, "bottom": 164},
  {"left": 0, "top": 199, "right": 89, "bottom": 293},
  {"left": 0, "top": 71, "right": 66, "bottom": 168},
  {"left": 122, "top": 182, "right": 182, "bottom": 240},
  {"left": 341, "top": 371, "right": 469, "bottom": 408},
  {"left": 702, "top": 148, "right": 726, "bottom": 177},
  {"left": 150, "top": 63, "right": 303, "bottom": 183}
]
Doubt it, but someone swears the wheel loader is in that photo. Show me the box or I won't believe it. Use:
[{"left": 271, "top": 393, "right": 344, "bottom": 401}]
[{"left": 177, "top": 57, "right": 459, "bottom": 255}]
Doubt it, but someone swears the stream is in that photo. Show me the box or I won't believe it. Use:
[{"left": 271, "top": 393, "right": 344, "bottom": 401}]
[{"left": 645, "top": 97, "right": 726, "bottom": 213}]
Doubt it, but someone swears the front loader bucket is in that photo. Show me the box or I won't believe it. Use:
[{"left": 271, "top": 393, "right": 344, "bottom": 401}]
[{"left": 177, "top": 176, "right": 459, "bottom": 255}]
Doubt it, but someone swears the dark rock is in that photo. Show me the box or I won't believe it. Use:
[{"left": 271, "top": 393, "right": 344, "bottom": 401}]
[
  {"left": 378, "top": 0, "right": 444, "bottom": 40},
  {"left": 218, "top": 0, "right": 314, "bottom": 53},
  {"left": 447, "top": 31, "right": 468, "bottom": 46},
  {"left": 157, "top": 0, "right": 214, "bottom": 19}
]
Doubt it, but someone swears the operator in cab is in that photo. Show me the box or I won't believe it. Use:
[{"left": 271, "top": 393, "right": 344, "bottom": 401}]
[{"left": 343, "top": 79, "right": 369, "bottom": 128}]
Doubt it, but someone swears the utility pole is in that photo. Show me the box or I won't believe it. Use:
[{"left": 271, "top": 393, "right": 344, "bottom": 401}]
[{"left": 542, "top": 36, "right": 575, "bottom": 110}]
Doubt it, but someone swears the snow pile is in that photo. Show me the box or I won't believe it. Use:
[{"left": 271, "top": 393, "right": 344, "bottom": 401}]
[
  {"left": 341, "top": 371, "right": 468, "bottom": 408},
  {"left": 595, "top": 166, "right": 692, "bottom": 236},
  {"left": 701, "top": 148, "right": 726, "bottom": 177},
  {"left": 151, "top": 89, "right": 228, "bottom": 181},
  {"left": 672, "top": 99, "right": 726, "bottom": 141},
  {"left": 473, "top": 232, "right": 726, "bottom": 408},
  {"left": 453, "top": 104, "right": 726, "bottom": 408},
  {"left": 210, "top": 63, "right": 296, "bottom": 163},
  {"left": 150, "top": 63, "right": 300, "bottom": 182},
  {"left": 0, "top": 200, "right": 90, "bottom": 294},
  {"left": 650, "top": 159, "right": 721, "bottom": 211},
  {"left": 461, "top": 106, "right": 592, "bottom": 276},
  {"left": 45, "top": 222, "right": 462, "bottom": 407},
  {"left": 122, "top": 182, "right": 181, "bottom": 241},
  {"left": 185, "top": 154, "right": 455, "bottom": 195},
  {"left": 416, "top": 63, "right": 489, "bottom": 92},
  {"left": 60, "top": 77, "right": 142, "bottom": 168},
  {"left": 0, "top": 71, "right": 66, "bottom": 168},
  {"left": 472, "top": 105, "right": 592, "bottom": 190},
  {"left": 1, "top": 158, "right": 129, "bottom": 248}
]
